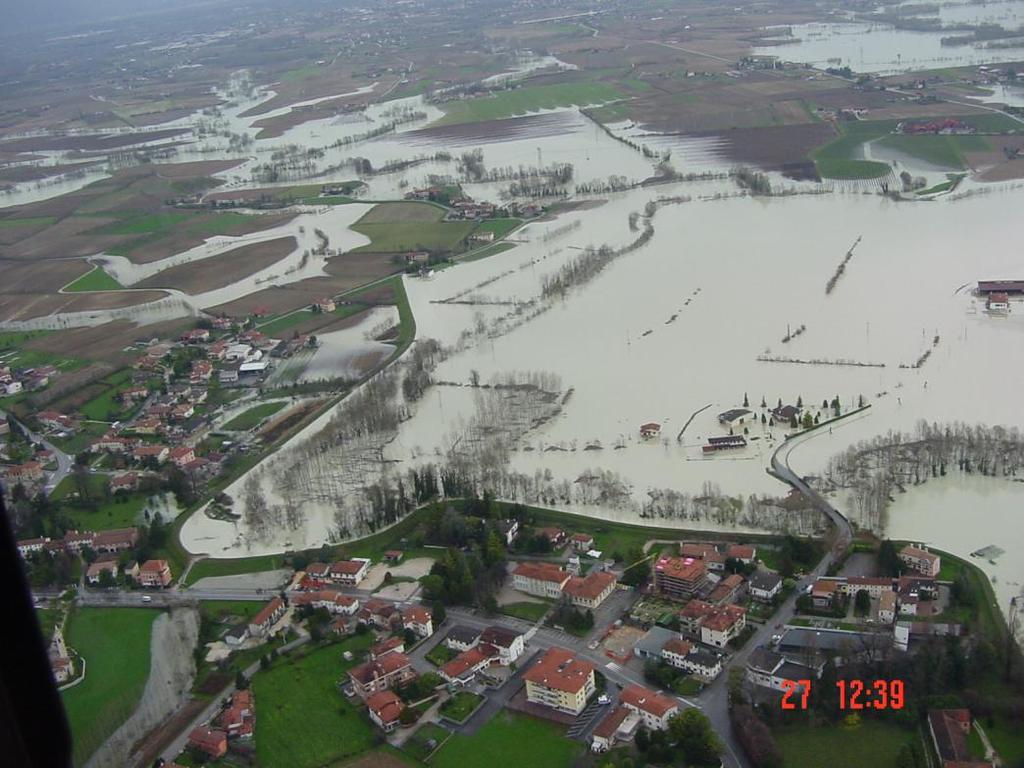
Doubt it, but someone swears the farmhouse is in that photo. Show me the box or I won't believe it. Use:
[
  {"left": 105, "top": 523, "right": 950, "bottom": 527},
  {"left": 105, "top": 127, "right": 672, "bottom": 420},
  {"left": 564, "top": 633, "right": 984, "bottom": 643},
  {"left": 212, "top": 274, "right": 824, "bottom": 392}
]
[
  {"left": 717, "top": 408, "right": 752, "bottom": 427},
  {"left": 639, "top": 422, "right": 661, "bottom": 439},
  {"left": 523, "top": 647, "right": 596, "bottom": 715},
  {"left": 187, "top": 727, "right": 228, "bottom": 759}
]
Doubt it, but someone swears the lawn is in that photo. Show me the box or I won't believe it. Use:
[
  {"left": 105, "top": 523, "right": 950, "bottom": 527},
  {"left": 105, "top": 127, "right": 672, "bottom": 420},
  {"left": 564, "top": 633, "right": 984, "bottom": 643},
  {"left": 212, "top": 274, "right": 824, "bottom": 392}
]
[
  {"left": 431, "top": 711, "right": 583, "bottom": 768},
  {"left": 251, "top": 637, "right": 376, "bottom": 768},
  {"left": 425, "top": 643, "right": 456, "bottom": 667},
  {"left": 63, "top": 266, "right": 124, "bottom": 292},
  {"left": 435, "top": 82, "right": 625, "bottom": 126},
  {"left": 62, "top": 608, "right": 159, "bottom": 766},
  {"left": 53, "top": 472, "right": 154, "bottom": 531},
  {"left": 773, "top": 719, "right": 918, "bottom": 768},
  {"left": 439, "top": 691, "right": 483, "bottom": 723},
  {"left": 985, "top": 716, "right": 1024, "bottom": 764},
  {"left": 500, "top": 601, "right": 550, "bottom": 622},
  {"left": 222, "top": 401, "right": 287, "bottom": 431}
]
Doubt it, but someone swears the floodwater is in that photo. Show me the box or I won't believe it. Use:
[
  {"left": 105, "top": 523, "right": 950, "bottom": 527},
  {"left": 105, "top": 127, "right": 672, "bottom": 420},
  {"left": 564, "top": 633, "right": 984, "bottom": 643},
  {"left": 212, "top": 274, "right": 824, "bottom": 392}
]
[
  {"left": 755, "top": 20, "right": 1024, "bottom": 74},
  {"left": 885, "top": 475, "right": 1024, "bottom": 616},
  {"left": 298, "top": 305, "right": 398, "bottom": 382}
]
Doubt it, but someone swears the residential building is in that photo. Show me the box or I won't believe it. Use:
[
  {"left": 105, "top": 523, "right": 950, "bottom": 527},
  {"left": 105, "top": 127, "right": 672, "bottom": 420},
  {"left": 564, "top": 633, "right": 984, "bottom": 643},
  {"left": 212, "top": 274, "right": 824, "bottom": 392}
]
[
  {"left": 187, "top": 727, "right": 228, "bottom": 759},
  {"left": 305, "top": 562, "right": 330, "bottom": 580},
  {"left": 216, "top": 690, "right": 254, "bottom": 739},
  {"left": 708, "top": 573, "right": 745, "bottom": 605},
  {"left": 899, "top": 545, "right": 941, "bottom": 577},
  {"left": 879, "top": 591, "right": 898, "bottom": 624},
  {"left": 496, "top": 519, "right": 519, "bottom": 546},
  {"left": 927, "top": 709, "right": 989, "bottom": 768},
  {"left": 654, "top": 556, "right": 707, "bottom": 599},
  {"left": 366, "top": 690, "right": 405, "bottom": 732},
  {"left": 591, "top": 705, "right": 640, "bottom": 753},
  {"left": 249, "top": 597, "right": 287, "bottom": 637},
  {"left": 91, "top": 527, "right": 138, "bottom": 553},
  {"left": 348, "top": 652, "right": 415, "bottom": 698},
  {"left": 480, "top": 625, "right": 525, "bottom": 664},
  {"left": 700, "top": 604, "right": 747, "bottom": 647},
  {"left": 314, "top": 297, "right": 337, "bottom": 313},
  {"left": 63, "top": 530, "right": 94, "bottom": 552},
  {"left": 5, "top": 462, "right": 43, "bottom": 483},
  {"left": 679, "top": 648, "right": 723, "bottom": 682},
  {"left": 138, "top": 559, "right": 172, "bottom": 588},
  {"left": 570, "top": 533, "right": 595, "bottom": 551},
  {"left": 291, "top": 589, "right": 360, "bottom": 615},
  {"left": 563, "top": 570, "right": 618, "bottom": 609},
  {"left": 441, "top": 645, "right": 495, "bottom": 686},
  {"left": 133, "top": 445, "right": 169, "bottom": 464},
  {"left": 726, "top": 544, "right": 757, "bottom": 563},
  {"left": 16, "top": 537, "right": 50, "bottom": 557},
  {"left": 169, "top": 445, "right": 196, "bottom": 468},
  {"left": 620, "top": 685, "right": 678, "bottom": 731},
  {"left": 109, "top": 473, "right": 140, "bottom": 493},
  {"left": 839, "top": 576, "right": 895, "bottom": 599},
  {"left": 512, "top": 561, "right": 570, "bottom": 599},
  {"left": 358, "top": 598, "right": 401, "bottom": 630},
  {"left": 328, "top": 558, "right": 371, "bottom": 586},
  {"left": 523, "top": 647, "right": 596, "bottom": 715},
  {"left": 811, "top": 578, "right": 840, "bottom": 609},
  {"left": 745, "top": 646, "right": 823, "bottom": 693},
  {"left": 371, "top": 636, "right": 405, "bottom": 659},
  {"left": 402, "top": 605, "right": 434, "bottom": 638},
  {"left": 748, "top": 570, "right": 783, "bottom": 602},
  {"left": 86, "top": 561, "right": 118, "bottom": 584},
  {"left": 225, "top": 624, "right": 249, "bottom": 646},
  {"left": 535, "top": 526, "right": 567, "bottom": 548},
  {"left": 444, "top": 625, "right": 481, "bottom": 652}
]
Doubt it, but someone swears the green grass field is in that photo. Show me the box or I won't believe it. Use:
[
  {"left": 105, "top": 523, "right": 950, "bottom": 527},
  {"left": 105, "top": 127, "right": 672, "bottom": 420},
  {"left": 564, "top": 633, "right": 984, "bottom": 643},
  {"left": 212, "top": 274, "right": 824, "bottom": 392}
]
[
  {"left": 256, "top": 309, "right": 315, "bottom": 336},
  {"left": 985, "top": 716, "right": 1024, "bottom": 764},
  {"left": 184, "top": 553, "right": 292, "bottom": 586},
  {"left": 431, "top": 711, "right": 582, "bottom": 768},
  {"left": 251, "top": 637, "right": 376, "bottom": 768},
  {"left": 62, "top": 608, "right": 159, "bottom": 766},
  {"left": 101, "top": 211, "right": 267, "bottom": 258},
  {"left": 499, "top": 601, "right": 550, "bottom": 622},
  {"left": 63, "top": 266, "right": 124, "bottom": 292},
  {"left": 435, "top": 82, "right": 625, "bottom": 126},
  {"left": 78, "top": 368, "right": 135, "bottom": 421},
  {"left": 222, "top": 401, "right": 287, "bottom": 431},
  {"left": 0, "top": 215, "right": 56, "bottom": 229},
  {"left": 200, "top": 600, "right": 265, "bottom": 623},
  {"left": 812, "top": 120, "right": 895, "bottom": 179},
  {"left": 353, "top": 216, "right": 474, "bottom": 254},
  {"left": 773, "top": 719, "right": 917, "bottom": 768},
  {"left": 474, "top": 218, "right": 522, "bottom": 239}
]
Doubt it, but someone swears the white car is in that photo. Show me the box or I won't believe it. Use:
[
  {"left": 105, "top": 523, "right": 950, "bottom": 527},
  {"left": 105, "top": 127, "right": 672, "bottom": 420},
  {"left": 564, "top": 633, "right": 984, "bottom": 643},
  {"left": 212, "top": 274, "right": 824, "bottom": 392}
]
[
  {"left": 141, "top": 595, "right": 152, "bottom": 603},
  {"left": 597, "top": 694, "right": 610, "bottom": 705}
]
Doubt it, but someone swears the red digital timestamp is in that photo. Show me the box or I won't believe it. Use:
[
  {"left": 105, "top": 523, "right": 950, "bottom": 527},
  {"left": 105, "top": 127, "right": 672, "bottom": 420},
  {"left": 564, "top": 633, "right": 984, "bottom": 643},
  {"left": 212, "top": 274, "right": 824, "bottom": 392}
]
[{"left": 780, "top": 679, "right": 905, "bottom": 710}]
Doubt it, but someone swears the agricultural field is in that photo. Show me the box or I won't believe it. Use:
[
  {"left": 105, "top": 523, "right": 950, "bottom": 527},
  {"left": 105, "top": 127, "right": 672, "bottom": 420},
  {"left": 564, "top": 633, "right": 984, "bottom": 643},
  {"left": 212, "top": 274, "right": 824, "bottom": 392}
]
[
  {"left": 137, "top": 236, "right": 297, "bottom": 293},
  {"left": 250, "top": 637, "right": 376, "bottom": 768},
  {"left": 352, "top": 202, "right": 474, "bottom": 255},
  {"left": 63, "top": 266, "right": 123, "bottom": 292},
  {"left": 62, "top": 608, "right": 159, "bottom": 766},
  {"left": 431, "top": 711, "right": 582, "bottom": 768},
  {"left": 221, "top": 401, "right": 287, "bottom": 431},
  {"left": 876, "top": 134, "right": 990, "bottom": 169},
  {"left": 434, "top": 81, "right": 626, "bottom": 126}
]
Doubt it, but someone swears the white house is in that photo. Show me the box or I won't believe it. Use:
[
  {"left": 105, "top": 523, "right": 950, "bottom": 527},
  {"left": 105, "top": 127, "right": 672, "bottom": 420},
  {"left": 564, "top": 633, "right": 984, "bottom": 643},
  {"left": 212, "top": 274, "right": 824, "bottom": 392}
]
[
  {"left": 748, "top": 570, "right": 783, "bottom": 602},
  {"left": 620, "top": 685, "right": 678, "bottom": 731}
]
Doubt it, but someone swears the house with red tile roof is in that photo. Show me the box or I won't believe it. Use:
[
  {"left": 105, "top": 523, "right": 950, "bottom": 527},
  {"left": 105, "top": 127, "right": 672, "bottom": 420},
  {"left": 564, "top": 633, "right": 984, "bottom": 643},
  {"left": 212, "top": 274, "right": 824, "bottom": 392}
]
[
  {"left": 441, "top": 644, "right": 496, "bottom": 686},
  {"left": 92, "top": 527, "right": 139, "bottom": 553},
  {"left": 654, "top": 556, "right": 708, "bottom": 599},
  {"left": 138, "top": 559, "right": 172, "bottom": 588},
  {"left": 620, "top": 684, "right": 679, "bottom": 731},
  {"left": 86, "top": 560, "right": 118, "bottom": 584},
  {"left": 370, "top": 636, "right": 405, "bottom": 659},
  {"left": 216, "top": 689, "right": 254, "bottom": 738},
  {"left": 927, "top": 709, "right": 989, "bottom": 768},
  {"left": 563, "top": 570, "right": 618, "bottom": 609},
  {"left": 401, "top": 605, "right": 433, "bottom": 637},
  {"left": 592, "top": 705, "right": 640, "bottom": 752},
  {"left": 187, "top": 726, "right": 227, "bottom": 758},
  {"left": 169, "top": 445, "right": 196, "bottom": 468},
  {"left": 248, "top": 597, "right": 286, "bottom": 637},
  {"left": 366, "top": 690, "right": 405, "bottom": 732},
  {"left": 328, "top": 558, "right": 371, "bottom": 585},
  {"left": 523, "top": 647, "right": 596, "bottom": 715},
  {"left": 133, "top": 444, "right": 169, "bottom": 464},
  {"left": 347, "top": 652, "right": 415, "bottom": 698},
  {"left": 512, "top": 561, "right": 570, "bottom": 599}
]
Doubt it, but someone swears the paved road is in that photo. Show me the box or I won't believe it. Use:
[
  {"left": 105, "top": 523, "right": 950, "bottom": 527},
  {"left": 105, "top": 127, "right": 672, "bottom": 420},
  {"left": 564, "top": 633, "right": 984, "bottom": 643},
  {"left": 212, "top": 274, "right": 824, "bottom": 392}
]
[{"left": 1, "top": 409, "right": 75, "bottom": 493}]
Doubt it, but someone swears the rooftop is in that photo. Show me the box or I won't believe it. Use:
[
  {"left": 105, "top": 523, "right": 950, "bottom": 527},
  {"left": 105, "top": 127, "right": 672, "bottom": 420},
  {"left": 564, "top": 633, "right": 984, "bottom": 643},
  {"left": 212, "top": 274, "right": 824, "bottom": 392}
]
[
  {"left": 620, "top": 684, "right": 677, "bottom": 718},
  {"left": 523, "top": 647, "right": 595, "bottom": 694}
]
